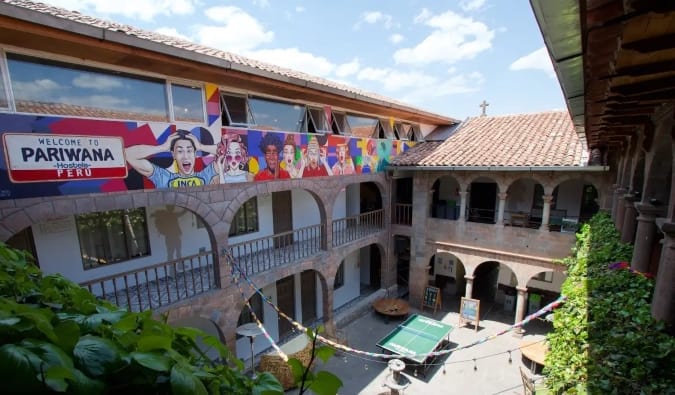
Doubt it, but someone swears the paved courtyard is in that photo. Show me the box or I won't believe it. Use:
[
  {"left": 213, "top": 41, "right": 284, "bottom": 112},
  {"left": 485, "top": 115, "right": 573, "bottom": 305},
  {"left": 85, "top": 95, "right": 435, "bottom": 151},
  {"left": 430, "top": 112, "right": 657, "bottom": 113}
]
[{"left": 288, "top": 292, "right": 552, "bottom": 395}]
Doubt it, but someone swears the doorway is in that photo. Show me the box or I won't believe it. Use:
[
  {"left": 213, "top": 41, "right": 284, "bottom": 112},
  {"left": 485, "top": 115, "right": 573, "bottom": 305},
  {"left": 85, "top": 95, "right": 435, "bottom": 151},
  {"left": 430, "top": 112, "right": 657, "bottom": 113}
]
[
  {"left": 394, "top": 236, "right": 410, "bottom": 297},
  {"left": 272, "top": 191, "right": 293, "bottom": 248},
  {"left": 276, "top": 276, "right": 295, "bottom": 338},
  {"left": 472, "top": 261, "right": 500, "bottom": 303},
  {"left": 300, "top": 271, "right": 317, "bottom": 325}
]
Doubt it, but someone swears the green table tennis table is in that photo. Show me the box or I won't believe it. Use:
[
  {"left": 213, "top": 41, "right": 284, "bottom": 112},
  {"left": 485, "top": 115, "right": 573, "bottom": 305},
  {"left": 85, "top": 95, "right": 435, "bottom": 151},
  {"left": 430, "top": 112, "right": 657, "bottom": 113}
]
[{"left": 376, "top": 314, "right": 453, "bottom": 377}]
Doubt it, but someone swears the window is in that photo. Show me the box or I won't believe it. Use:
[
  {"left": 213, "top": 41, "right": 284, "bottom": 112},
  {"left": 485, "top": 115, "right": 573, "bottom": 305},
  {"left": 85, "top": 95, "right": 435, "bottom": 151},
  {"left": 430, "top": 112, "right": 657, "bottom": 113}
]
[
  {"left": 331, "top": 112, "right": 348, "bottom": 135},
  {"left": 76, "top": 208, "right": 150, "bottom": 269},
  {"left": 237, "top": 292, "right": 263, "bottom": 338},
  {"left": 171, "top": 83, "right": 204, "bottom": 123},
  {"left": 347, "top": 114, "right": 379, "bottom": 138},
  {"left": 229, "top": 197, "right": 259, "bottom": 237},
  {"left": 248, "top": 96, "right": 304, "bottom": 131},
  {"left": 0, "top": 57, "right": 8, "bottom": 109},
  {"left": 535, "top": 272, "right": 553, "bottom": 283},
  {"left": 304, "top": 107, "right": 329, "bottom": 133},
  {"left": 334, "top": 262, "right": 345, "bottom": 289},
  {"left": 410, "top": 125, "right": 422, "bottom": 142},
  {"left": 221, "top": 93, "right": 253, "bottom": 126},
  {"left": 6, "top": 53, "right": 168, "bottom": 121}
]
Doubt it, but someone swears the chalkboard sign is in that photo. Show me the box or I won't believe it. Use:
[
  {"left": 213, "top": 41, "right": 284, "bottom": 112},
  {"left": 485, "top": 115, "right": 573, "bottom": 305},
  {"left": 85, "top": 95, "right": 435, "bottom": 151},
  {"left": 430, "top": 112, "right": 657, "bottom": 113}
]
[
  {"left": 459, "top": 297, "right": 480, "bottom": 331},
  {"left": 421, "top": 285, "right": 441, "bottom": 314}
]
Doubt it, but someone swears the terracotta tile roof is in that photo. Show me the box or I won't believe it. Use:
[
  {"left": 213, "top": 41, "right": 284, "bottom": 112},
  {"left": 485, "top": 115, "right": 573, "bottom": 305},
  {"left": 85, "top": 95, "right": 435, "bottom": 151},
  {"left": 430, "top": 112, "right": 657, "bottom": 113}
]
[
  {"left": 2, "top": 0, "right": 449, "bottom": 121},
  {"left": 391, "top": 111, "right": 587, "bottom": 167}
]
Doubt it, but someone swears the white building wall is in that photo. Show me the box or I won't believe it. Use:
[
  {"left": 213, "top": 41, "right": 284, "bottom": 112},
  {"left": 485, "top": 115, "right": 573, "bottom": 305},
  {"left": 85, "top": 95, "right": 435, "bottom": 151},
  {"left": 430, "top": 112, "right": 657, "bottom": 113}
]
[
  {"left": 235, "top": 282, "right": 278, "bottom": 360},
  {"left": 332, "top": 250, "right": 360, "bottom": 309},
  {"left": 292, "top": 189, "right": 321, "bottom": 230},
  {"left": 33, "top": 205, "right": 213, "bottom": 284},
  {"left": 332, "top": 188, "right": 347, "bottom": 219}
]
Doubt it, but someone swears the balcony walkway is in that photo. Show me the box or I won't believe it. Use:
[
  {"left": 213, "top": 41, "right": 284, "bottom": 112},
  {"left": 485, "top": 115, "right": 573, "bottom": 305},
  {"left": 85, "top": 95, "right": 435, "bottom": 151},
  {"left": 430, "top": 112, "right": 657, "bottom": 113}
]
[{"left": 82, "top": 210, "right": 385, "bottom": 312}]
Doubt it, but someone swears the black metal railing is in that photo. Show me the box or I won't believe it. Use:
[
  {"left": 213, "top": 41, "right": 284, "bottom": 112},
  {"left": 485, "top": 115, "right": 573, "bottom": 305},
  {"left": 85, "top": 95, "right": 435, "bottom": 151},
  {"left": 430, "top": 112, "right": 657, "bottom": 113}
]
[
  {"left": 228, "top": 223, "right": 325, "bottom": 276},
  {"left": 332, "top": 209, "right": 385, "bottom": 247},
  {"left": 81, "top": 251, "right": 217, "bottom": 312}
]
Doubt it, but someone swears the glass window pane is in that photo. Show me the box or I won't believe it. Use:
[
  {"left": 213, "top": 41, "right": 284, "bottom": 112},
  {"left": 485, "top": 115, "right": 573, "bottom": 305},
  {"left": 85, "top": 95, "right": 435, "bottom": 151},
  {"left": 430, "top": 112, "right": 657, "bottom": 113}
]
[
  {"left": 76, "top": 208, "right": 149, "bottom": 269},
  {"left": 222, "top": 94, "right": 252, "bottom": 125},
  {"left": 0, "top": 67, "right": 8, "bottom": 108},
  {"left": 309, "top": 108, "right": 328, "bottom": 131},
  {"left": 346, "top": 114, "right": 378, "bottom": 138},
  {"left": 171, "top": 84, "right": 204, "bottom": 123},
  {"left": 249, "top": 96, "right": 303, "bottom": 131},
  {"left": 7, "top": 53, "right": 168, "bottom": 121}
]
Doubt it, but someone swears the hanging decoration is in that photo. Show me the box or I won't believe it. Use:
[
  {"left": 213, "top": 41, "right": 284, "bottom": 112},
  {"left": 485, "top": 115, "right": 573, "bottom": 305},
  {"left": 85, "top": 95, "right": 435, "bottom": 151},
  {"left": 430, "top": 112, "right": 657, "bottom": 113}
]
[{"left": 227, "top": 253, "right": 566, "bottom": 363}]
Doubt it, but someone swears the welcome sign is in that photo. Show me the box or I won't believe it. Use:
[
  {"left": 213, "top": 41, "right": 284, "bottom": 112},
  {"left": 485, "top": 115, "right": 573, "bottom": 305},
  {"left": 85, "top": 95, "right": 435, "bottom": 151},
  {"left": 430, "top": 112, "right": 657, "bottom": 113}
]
[{"left": 3, "top": 133, "right": 127, "bottom": 182}]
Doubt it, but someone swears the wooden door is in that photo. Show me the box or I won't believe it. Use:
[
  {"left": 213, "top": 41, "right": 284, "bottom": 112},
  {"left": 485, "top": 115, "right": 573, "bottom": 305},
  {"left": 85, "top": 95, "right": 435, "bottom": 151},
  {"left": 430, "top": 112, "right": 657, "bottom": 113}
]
[
  {"left": 300, "top": 271, "right": 317, "bottom": 324},
  {"left": 276, "top": 276, "right": 295, "bottom": 338},
  {"left": 272, "top": 191, "right": 293, "bottom": 248}
]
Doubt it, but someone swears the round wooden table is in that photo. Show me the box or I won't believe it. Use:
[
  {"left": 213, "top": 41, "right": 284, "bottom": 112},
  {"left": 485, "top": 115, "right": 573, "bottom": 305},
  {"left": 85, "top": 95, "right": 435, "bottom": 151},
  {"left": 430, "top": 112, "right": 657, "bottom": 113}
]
[
  {"left": 373, "top": 298, "right": 410, "bottom": 321},
  {"left": 519, "top": 339, "right": 549, "bottom": 372}
]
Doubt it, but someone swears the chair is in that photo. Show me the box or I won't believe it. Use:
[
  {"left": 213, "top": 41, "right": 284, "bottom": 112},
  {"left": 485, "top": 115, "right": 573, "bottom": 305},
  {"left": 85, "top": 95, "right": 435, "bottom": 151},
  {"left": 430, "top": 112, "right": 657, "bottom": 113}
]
[{"left": 520, "top": 366, "right": 549, "bottom": 395}]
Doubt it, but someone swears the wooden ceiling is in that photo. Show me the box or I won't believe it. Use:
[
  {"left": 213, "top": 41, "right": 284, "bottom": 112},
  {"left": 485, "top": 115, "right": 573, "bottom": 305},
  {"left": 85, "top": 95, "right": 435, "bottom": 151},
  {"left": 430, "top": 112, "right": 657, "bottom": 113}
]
[{"left": 583, "top": 0, "right": 675, "bottom": 149}]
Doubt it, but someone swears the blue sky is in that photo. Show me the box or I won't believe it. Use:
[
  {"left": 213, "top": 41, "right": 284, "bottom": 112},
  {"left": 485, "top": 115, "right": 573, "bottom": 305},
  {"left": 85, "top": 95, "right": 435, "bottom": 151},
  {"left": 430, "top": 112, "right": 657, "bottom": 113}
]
[{"left": 40, "top": 0, "right": 566, "bottom": 121}]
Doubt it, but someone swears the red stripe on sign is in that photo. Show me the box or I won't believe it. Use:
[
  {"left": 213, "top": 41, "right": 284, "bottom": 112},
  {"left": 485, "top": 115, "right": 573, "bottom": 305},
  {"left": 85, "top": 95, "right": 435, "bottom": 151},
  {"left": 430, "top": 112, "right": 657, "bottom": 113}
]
[{"left": 8, "top": 167, "right": 128, "bottom": 183}]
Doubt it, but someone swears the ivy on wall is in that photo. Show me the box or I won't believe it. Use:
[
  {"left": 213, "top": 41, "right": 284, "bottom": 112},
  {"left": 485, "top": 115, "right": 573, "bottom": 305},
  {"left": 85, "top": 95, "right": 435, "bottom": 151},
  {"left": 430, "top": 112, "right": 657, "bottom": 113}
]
[{"left": 545, "top": 212, "right": 675, "bottom": 394}]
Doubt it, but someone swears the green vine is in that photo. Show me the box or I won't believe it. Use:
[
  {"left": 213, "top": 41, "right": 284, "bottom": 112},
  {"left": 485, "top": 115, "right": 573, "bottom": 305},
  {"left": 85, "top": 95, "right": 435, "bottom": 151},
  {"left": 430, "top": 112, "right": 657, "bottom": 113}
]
[{"left": 544, "top": 212, "right": 675, "bottom": 394}]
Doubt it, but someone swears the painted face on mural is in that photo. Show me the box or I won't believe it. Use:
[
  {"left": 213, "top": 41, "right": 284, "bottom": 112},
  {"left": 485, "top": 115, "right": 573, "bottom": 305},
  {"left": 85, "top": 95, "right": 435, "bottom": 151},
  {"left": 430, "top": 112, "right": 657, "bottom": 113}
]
[
  {"left": 337, "top": 145, "right": 347, "bottom": 163},
  {"left": 264, "top": 145, "right": 279, "bottom": 171},
  {"left": 172, "top": 139, "right": 196, "bottom": 176},
  {"left": 283, "top": 144, "right": 295, "bottom": 167},
  {"left": 226, "top": 141, "right": 243, "bottom": 171},
  {"left": 307, "top": 145, "right": 320, "bottom": 167}
]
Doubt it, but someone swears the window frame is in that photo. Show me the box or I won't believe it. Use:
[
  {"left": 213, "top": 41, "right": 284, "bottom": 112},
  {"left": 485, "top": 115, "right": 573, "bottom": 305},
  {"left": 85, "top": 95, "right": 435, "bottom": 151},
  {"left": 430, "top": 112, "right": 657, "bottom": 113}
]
[
  {"left": 5, "top": 52, "right": 171, "bottom": 122},
  {"left": 0, "top": 49, "right": 11, "bottom": 111},
  {"left": 76, "top": 208, "right": 151, "bottom": 270},
  {"left": 229, "top": 197, "right": 259, "bottom": 237},
  {"left": 221, "top": 92, "right": 254, "bottom": 127},
  {"left": 169, "top": 82, "right": 206, "bottom": 124}
]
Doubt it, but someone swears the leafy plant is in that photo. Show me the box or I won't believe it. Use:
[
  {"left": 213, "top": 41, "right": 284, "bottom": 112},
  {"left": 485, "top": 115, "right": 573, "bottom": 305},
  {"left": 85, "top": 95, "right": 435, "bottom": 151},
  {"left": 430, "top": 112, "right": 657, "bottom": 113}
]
[
  {"left": 288, "top": 327, "right": 343, "bottom": 395},
  {"left": 0, "top": 242, "right": 284, "bottom": 394},
  {"left": 545, "top": 212, "right": 675, "bottom": 394}
]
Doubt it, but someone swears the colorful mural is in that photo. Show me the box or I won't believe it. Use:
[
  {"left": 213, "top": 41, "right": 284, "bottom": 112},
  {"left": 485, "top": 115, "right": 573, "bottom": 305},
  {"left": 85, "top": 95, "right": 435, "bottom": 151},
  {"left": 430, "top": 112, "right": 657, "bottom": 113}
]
[{"left": 0, "top": 113, "right": 415, "bottom": 200}]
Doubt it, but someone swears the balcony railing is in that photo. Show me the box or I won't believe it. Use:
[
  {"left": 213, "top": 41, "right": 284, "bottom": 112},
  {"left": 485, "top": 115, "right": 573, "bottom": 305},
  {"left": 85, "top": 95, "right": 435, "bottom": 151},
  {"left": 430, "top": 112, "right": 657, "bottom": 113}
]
[
  {"left": 393, "top": 203, "right": 412, "bottom": 225},
  {"left": 332, "top": 209, "right": 385, "bottom": 247},
  {"left": 81, "top": 251, "right": 217, "bottom": 312},
  {"left": 228, "top": 223, "right": 325, "bottom": 276}
]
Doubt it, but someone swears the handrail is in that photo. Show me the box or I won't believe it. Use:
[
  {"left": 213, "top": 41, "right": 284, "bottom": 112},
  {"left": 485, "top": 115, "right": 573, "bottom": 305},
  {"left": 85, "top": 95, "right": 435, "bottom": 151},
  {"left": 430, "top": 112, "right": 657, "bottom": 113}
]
[
  {"left": 332, "top": 209, "right": 385, "bottom": 247},
  {"left": 393, "top": 203, "right": 412, "bottom": 225},
  {"left": 80, "top": 250, "right": 217, "bottom": 312},
  {"left": 228, "top": 223, "right": 325, "bottom": 276}
]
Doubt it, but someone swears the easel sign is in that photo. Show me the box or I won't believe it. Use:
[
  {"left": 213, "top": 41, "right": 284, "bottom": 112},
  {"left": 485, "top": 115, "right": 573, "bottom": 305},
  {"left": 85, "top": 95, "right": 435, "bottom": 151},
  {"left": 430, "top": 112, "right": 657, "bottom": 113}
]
[
  {"left": 459, "top": 297, "right": 480, "bottom": 331},
  {"left": 421, "top": 285, "right": 442, "bottom": 314}
]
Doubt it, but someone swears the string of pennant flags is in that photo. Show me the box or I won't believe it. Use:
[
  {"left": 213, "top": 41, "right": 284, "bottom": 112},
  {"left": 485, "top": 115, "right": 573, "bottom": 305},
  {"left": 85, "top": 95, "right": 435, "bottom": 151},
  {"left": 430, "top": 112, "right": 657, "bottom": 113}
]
[{"left": 228, "top": 253, "right": 566, "bottom": 362}]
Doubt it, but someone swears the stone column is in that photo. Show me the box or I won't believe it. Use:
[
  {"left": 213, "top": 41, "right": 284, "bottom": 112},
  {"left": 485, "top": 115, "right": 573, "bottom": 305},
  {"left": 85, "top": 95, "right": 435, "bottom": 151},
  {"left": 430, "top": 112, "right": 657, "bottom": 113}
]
[
  {"left": 464, "top": 275, "right": 474, "bottom": 298},
  {"left": 514, "top": 287, "right": 528, "bottom": 333},
  {"left": 539, "top": 194, "right": 553, "bottom": 231},
  {"left": 611, "top": 185, "right": 624, "bottom": 222},
  {"left": 620, "top": 196, "right": 638, "bottom": 243},
  {"left": 323, "top": 285, "right": 336, "bottom": 337},
  {"left": 458, "top": 191, "right": 468, "bottom": 221},
  {"left": 409, "top": 174, "right": 430, "bottom": 308},
  {"left": 615, "top": 192, "right": 630, "bottom": 231},
  {"left": 496, "top": 192, "right": 507, "bottom": 226},
  {"left": 631, "top": 203, "right": 661, "bottom": 273},
  {"left": 652, "top": 222, "right": 675, "bottom": 326}
]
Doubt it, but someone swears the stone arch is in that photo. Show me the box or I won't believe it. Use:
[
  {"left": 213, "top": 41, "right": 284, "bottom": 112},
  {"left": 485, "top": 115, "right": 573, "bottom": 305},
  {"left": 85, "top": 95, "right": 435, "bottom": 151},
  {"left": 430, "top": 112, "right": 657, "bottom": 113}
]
[
  {"left": 429, "top": 250, "right": 468, "bottom": 297},
  {"left": 331, "top": 177, "right": 389, "bottom": 216},
  {"left": 430, "top": 175, "right": 463, "bottom": 219},
  {"left": 504, "top": 177, "right": 546, "bottom": 217},
  {"left": 471, "top": 260, "right": 501, "bottom": 302},
  {"left": 466, "top": 175, "right": 502, "bottom": 223}
]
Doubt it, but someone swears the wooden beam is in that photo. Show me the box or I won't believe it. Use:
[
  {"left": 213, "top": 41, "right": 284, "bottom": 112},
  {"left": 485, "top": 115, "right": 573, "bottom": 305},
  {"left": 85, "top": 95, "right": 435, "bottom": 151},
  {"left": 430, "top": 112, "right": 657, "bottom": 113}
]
[
  {"left": 623, "top": 33, "right": 675, "bottom": 54},
  {"left": 601, "top": 60, "right": 675, "bottom": 79}
]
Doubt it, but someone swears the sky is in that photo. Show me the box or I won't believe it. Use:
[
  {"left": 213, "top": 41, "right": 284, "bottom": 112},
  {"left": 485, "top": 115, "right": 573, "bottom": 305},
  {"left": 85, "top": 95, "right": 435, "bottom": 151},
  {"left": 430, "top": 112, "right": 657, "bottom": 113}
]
[{"left": 38, "top": 0, "right": 567, "bottom": 121}]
